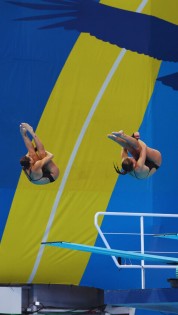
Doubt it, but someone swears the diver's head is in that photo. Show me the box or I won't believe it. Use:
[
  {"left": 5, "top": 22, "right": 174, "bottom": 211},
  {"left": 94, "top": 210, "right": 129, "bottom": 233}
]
[
  {"left": 20, "top": 156, "right": 31, "bottom": 170},
  {"left": 122, "top": 157, "right": 135, "bottom": 172}
]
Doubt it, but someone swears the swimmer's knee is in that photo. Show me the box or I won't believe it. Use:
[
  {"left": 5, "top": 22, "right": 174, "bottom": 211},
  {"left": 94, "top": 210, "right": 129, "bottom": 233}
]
[{"left": 38, "top": 150, "right": 46, "bottom": 159}]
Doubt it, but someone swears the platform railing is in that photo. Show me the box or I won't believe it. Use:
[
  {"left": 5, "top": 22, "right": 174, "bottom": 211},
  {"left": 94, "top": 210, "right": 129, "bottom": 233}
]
[{"left": 94, "top": 212, "right": 178, "bottom": 289}]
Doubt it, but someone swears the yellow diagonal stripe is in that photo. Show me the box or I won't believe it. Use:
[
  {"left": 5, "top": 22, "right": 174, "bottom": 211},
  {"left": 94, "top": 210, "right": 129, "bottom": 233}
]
[{"left": 0, "top": 0, "right": 174, "bottom": 284}]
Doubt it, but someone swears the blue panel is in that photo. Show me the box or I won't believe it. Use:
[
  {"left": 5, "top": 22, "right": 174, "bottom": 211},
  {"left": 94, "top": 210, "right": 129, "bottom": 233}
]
[
  {"left": 0, "top": 189, "right": 14, "bottom": 240},
  {"left": 81, "top": 60, "right": 178, "bottom": 290},
  {"left": 0, "top": 0, "right": 79, "bottom": 239},
  {"left": 105, "top": 288, "right": 178, "bottom": 314}
]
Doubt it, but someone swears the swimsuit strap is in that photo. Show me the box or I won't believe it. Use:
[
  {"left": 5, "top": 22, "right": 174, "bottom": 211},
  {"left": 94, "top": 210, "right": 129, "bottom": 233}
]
[{"left": 23, "top": 168, "right": 33, "bottom": 181}]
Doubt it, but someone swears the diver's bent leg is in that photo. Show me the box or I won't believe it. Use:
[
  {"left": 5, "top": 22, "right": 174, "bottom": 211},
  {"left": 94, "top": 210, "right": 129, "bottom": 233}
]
[
  {"left": 146, "top": 147, "right": 162, "bottom": 166},
  {"left": 20, "top": 125, "right": 39, "bottom": 161},
  {"left": 107, "top": 134, "right": 130, "bottom": 149},
  {"left": 45, "top": 161, "right": 60, "bottom": 180},
  {"left": 21, "top": 123, "right": 46, "bottom": 159},
  {"left": 32, "top": 133, "right": 46, "bottom": 159},
  {"left": 112, "top": 131, "right": 140, "bottom": 150}
]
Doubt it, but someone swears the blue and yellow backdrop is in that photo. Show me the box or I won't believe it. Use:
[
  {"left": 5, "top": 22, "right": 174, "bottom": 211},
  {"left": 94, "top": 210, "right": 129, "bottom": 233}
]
[{"left": 0, "top": 1, "right": 178, "bottom": 309}]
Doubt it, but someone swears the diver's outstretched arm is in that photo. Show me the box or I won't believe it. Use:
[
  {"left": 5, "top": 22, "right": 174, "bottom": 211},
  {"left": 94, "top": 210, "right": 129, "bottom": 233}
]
[
  {"left": 33, "top": 151, "right": 54, "bottom": 171},
  {"left": 135, "top": 140, "right": 147, "bottom": 169},
  {"left": 121, "top": 148, "right": 128, "bottom": 161}
]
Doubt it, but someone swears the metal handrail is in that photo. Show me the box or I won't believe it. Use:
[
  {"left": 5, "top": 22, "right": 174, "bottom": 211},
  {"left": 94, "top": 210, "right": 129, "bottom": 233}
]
[{"left": 94, "top": 212, "right": 178, "bottom": 288}]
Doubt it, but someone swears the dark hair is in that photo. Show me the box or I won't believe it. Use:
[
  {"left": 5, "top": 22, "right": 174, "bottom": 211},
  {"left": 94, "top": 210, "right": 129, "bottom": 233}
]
[
  {"left": 113, "top": 158, "right": 134, "bottom": 175},
  {"left": 20, "top": 156, "right": 31, "bottom": 170},
  {"left": 113, "top": 163, "right": 127, "bottom": 175},
  {"left": 122, "top": 158, "right": 134, "bottom": 172}
]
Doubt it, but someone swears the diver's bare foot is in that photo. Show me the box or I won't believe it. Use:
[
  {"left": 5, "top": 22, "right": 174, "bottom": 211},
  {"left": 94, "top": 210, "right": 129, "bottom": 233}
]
[
  {"left": 21, "top": 123, "right": 34, "bottom": 134},
  {"left": 112, "top": 130, "right": 124, "bottom": 138},
  {"left": 20, "top": 124, "right": 27, "bottom": 136}
]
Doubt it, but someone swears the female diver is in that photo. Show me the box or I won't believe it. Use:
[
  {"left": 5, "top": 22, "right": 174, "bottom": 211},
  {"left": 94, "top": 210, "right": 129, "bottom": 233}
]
[
  {"left": 20, "top": 123, "right": 59, "bottom": 185},
  {"left": 108, "top": 130, "right": 162, "bottom": 179}
]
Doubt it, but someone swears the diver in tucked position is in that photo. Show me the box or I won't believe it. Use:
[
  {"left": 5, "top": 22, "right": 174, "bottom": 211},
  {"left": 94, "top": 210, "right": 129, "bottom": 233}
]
[
  {"left": 108, "top": 130, "right": 162, "bottom": 179},
  {"left": 20, "top": 123, "right": 59, "bottom": 185}
]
